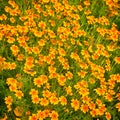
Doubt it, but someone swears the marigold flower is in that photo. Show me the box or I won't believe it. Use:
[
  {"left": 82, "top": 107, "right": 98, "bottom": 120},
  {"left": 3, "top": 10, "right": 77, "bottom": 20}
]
[
  {"left": 88, "top": 102, "right": 96, "bottom": 110},
  {"left": 71, "top": 99, "right": 80, "bottom": 111},
  {"left": 17, "top": 54, "right": 24, "bottom": 61},
  {"left": 80, "top": 104, "right": 89, "bottom": 113},
  {"left": 5, "top": 96, "right": 13, "bottom": 105},
  {"left": 65, "top": 86, "right": 73, "bottom": 95},
  {"left": 58, "top": 48, "right": 66, "bottom": 56},
  {"left": 114, "top": 57, "right": 120, "bottom": 64},
  {"left": 50, "top": 111, "right": 58, "bottom": 120},
  {"left": 116, "top": 102, "right": 120, "bottom": 111},
  {"left": 42, "top": 90, "right": 51, "bottom": 98},
  {"left": 105, "top": 112, "right": 111, "bottom": 120},
  {"left": 90, "top": 109, "right": 98, "bottom": 117},
  {"left": 9, "top": 84, "right": 17, "bottom": 92},
  {"left": 32, "top": 95, "right": 40, "bottom": 104},
  {"left": 43, "top": 109, "right": 50, "bottom": 118},
  {"left": 7, "top": 37, "right": 15, "bottom": 43},
  {"left": 65, "top": 71, "right": 73, "bottom": 80},
  {"left": 29, "top": 114, "right": 37, "bottom": 120},
  {"left": 38, "top": 39, "right": 45, "bottom": 46},
  {"left": 15, "top": 90, "right": 24, "bottom": 99},
  {"left": 9, "top": 63, "right": 16, "bottom": 70},
  {"left": 38, "top": 21, "right": 46, "bottom": 29},
  {"left": 59, "top": 96, "right": 67, "bottom": 106},
  {"left": 37, "top": 110, "right": 46, "bottom": 119},
  {"left": 29, "top": 89, "right": 38, "bottom": 96},
  {"left": 40, "top": 98, "right": 49, "bottom": 106},
  {"left": 6, "top": 78, "right": 17, "bottom": 86},
  {"left": 50, "top": 96, "right": 59, "bottom": 105},
  {"left": 58, "top": 74, "right": 66, "bottom": 86},
  {"left": 33, "top": 77, "right": 44, "bottom": 87}
]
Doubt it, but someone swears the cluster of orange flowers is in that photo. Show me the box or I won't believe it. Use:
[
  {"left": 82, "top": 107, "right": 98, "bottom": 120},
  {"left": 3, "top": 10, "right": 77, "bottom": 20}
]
[{"left": 0, "top": 0, "right": 120, "bottom": 120}]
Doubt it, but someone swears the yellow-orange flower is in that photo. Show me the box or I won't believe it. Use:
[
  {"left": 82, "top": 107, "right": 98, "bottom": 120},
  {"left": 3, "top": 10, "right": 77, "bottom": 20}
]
[
  {"left": 32, "top": 95, "right": 40, "bottom": 104},
  {"left": 50, "top": 96, "right": 59, "bottom": 105},
  {"left": 15, "top": 90, "right": 24, "bottom": 99},
  {"left": 116, "top": 102, "right": 120, "bottom": 111},
  {"left": 59, "top": 96, "right": 67, "bottom": 106},
  {"left": 114, "top": 57, "right": 120, "bottom": 64},
  {"left": 50, "top": 111, "right": 58, "bottom": 120},
  {"left": 29, "top": 89, "right": 38, "bottom": 96},
  {"left": 33, "top": 77, "right": 44, "bottom": 87},
  {"left": 5, "top": 96, "right": 13, "bottom": 105},
  {"left": 40, "top": 98, "right": 49, "bottom": 106},
  {"left": 71, "top": 99, "right": 80, "bottom": 111},
  {"left": 80, "top": 104, "right": 89, "bottom": 113},
  {"left": 105, "top": 112, "right": 111, "bottom": 120},
  {"left": 58, "top": 74, "right": 66, "bottom": 86}
]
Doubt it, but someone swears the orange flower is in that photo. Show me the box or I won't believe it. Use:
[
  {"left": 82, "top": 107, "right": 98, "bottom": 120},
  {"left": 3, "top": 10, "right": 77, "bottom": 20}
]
[
  {"left": 84, "top": 0, "right": 90, "bottom": 6},
  {"left": 63, "top": 63, "right": 69, "bottom": 70},
  {"left": 105, "top": 112, "right": 111, "bottom": 120},
  {"left": 105, "top": 93, "right": 113, "bottom": 102},
  {"left": 33, "top": 77, "right": 43, "bottom": 87},
  {"left": 37, "top": 110, "right": 46, "bottom": 119},
  {"left": 90, "top": 109, "right": 98, "bottom": 117},
  {"left": 116, "top": 102, "right": 120, "bottom": 111},
  {"left": 82, "top": 96, "right": 91, "bottom": 104},
  {"left": 65, "top": 71, "right": 73, "bottom": 80},
  {"left": 65, "top": 86, "right": 73, "bottom": 95},
  {"left": 59, "top": 96, "right": 67, "bottom": 106},
  {"left": 32, "top": 95, "right": 40, "bottom": 104},
  {"left": 17, "top": 54, "right": 24, "bottom": 61},
  {"left": 43, "top": 109, "right": 50, "bottom": 118},
  {"left": 6, "top": 78, "right": 17, "bottom": 86},
  {"left": 58, "top": 48, "right": 66, "bottom": 56},
  {"left": 38, "top": 21, "right": 46, "bottom": 29},
  {"left": 58, "top": 56, "right": 65, "bottom": 64},
  {"left": 98, "top": 105, "right": 106, "bottom": 116},
  {"left": 48, "top": 30, "right": 56, "bottom": 38},
  {"left": 29, "top": 89, "right": 38, "bottom": 96},
  {"left": 48, "top": 66, "right": 56, "bottom": 73},
  {"left": 10, "top": 17, "right": 15, "bottom": 23},
  {"left": 50, "top": 111, "right": 58, "bottom": 120},
  {"left": 40, "top": 98, "right": 49, "bottom": 106},
  {"left": 9, "top": 84, "right": 17, "bottom": 92},
  {"left": 10, "top": 45, "right": 19, "bottom": 56},
  {"left": 77, "top": 71, "right": 87, "bottom": 78},
  {"left": 114, "top": 57, "right": 120, "bottom": 64},
  {"left": 7, "top": 37, "right": 15, "bottom": 43},
  {"left": 29, "top": 114, "right": 37, "bottom": 120},
  {"left": 80, "top": 104, "right": 89, "bottom": 113},
  {"left": 15, "top": 90, "right": 24, "bottom": 99},
  {"left": 5, "top": 96, "right": 13, "bottom": 105},
  {"left": 42, "top": 90, "right": 51, "bottom": 98},
  {"left": 41, "top": 75, "right": 48, "bottom": 84},
  {"left": 88, "top": 101, "right": 96, "bottom": 110},
  {"left": 32, "top": 46, "right": 40, "bottom": 54},
  {"left": 50, "top": 96, "right": 59, "bottom": 105},
  {"left": 71, "top": 99, "right": 80, "bottom": 111},
  {"left": 58, "top": 74, "right": 66, "bottom": 86},
  {"left": 9, "top": 63, "right": 16, "bottom": 70},
  {"left": 38, "top": 39, "right": 45, "bottom": 46},
  {"left": 49, "top": 72, "right": 58, "bottom": 79}
]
